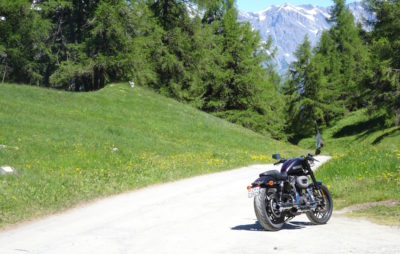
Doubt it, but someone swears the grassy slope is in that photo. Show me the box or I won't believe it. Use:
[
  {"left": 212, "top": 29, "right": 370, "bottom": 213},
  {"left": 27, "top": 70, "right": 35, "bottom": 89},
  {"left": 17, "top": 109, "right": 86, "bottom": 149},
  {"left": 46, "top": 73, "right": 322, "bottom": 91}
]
[
  {"left": 299, "top": 109, "right": 400, "bottom": 224},
  {"left": 0, "top": 83, "right": 304, "bottom": 227}
]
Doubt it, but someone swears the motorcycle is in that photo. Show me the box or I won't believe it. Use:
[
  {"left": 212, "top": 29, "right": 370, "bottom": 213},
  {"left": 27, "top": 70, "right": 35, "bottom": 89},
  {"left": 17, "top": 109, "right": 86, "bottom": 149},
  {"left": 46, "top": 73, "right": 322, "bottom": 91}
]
[{"left": 247, "top": 150, "right": 333, "bottom": 231}]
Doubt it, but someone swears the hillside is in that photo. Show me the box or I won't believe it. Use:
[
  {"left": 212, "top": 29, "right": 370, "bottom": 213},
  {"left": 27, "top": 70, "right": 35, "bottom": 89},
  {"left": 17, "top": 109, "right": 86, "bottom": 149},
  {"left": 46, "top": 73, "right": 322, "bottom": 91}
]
[
  {"left": 299, "top": 109, "right": 400, "bottom": 153},
  {"left": 0, "top": 83, "right": 304, "bottom": 227},
  {"left": 299, "top": 110, "right": 400, "bottom": 224}
]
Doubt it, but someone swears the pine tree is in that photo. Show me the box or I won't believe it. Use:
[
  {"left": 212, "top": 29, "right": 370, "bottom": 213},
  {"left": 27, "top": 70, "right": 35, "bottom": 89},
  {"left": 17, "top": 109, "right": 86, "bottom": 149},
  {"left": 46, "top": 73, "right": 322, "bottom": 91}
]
[
  {"left": 285, "top": 36, "right": 324, "bottom": 141},
  {"left": 365, "top": 0, "right": 400, "bottom": 125},
  {"left": 200, "top": 0, "right": 285, "bottom": 138},
  {"left": 316, "top": 0, "right": 370, "bottom": 111},
  {"left": 0, "top": 0, "right": 50, "bottom": 85},
  {"left": 313, "top": 31, "right": 347, "bottom": 125}
]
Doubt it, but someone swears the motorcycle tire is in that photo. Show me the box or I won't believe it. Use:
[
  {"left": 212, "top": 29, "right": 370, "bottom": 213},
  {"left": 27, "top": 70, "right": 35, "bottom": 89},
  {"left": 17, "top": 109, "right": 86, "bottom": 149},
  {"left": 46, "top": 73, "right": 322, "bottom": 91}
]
[
  {"left": 306, "top": 184, "right": 333, "bottom": 224},
  {"left": 254, "top": 188, "right": 284, "bottom": 231}
]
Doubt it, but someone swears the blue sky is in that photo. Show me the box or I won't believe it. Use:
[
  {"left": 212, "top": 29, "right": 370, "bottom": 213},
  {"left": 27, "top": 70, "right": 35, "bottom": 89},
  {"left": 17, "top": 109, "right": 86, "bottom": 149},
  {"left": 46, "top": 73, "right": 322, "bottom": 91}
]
[{"left": 236, "top": 0, "right": 358, "bottom": 12}]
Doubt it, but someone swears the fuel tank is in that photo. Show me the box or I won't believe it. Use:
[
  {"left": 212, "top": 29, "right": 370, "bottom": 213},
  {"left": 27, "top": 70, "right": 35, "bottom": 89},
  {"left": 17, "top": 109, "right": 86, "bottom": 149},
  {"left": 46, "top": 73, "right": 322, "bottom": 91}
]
[{"left": 280, "top": 157, "right": 304, "bottom": 175}]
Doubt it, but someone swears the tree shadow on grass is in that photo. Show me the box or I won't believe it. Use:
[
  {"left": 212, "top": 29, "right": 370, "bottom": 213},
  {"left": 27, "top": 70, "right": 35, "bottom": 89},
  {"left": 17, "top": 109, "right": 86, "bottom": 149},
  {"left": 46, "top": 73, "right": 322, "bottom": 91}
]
[
  {"left": 332, "top": 115, "right": 386, "bottom": 138},
  {"left": 372, "top": 127, "right": 400, "bottom": 145},
  {"left": 231, "top": 220, "right": 314, "bottom": 231}
]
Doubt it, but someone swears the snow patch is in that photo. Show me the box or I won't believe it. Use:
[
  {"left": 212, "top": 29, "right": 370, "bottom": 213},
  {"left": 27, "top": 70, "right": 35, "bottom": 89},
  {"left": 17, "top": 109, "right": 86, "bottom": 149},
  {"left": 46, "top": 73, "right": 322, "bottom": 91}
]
[
  {"left": 281, "top": 3, "right": 297, "bottom": 12},
  {"left": 296, "top": 20, "right": 307, "bottom": 29},
  {"left": 302, "top": 13, "right": 316, "bottom": 22},
  {"left": 259, "top": 13, "right": 267, "bottom": 21},
  {"left": 259, "top": 6, "right": 272, "bottom": 13}
]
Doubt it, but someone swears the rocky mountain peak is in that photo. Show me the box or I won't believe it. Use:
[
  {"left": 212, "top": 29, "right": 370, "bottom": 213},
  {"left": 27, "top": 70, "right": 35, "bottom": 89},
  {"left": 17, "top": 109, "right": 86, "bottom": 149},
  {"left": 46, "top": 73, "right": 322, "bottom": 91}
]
[{"left": 238, "top": 1, "right": 369, "bottom": 74}]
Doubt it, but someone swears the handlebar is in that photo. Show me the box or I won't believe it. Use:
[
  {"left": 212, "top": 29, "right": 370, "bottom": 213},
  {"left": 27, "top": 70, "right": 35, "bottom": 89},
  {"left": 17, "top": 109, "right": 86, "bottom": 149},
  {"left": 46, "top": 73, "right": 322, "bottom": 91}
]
[
  {"left": 306, "top": 153, "right": 319, "bottom": 162},
  {"left": 273, "top": 159, "right": 287, "bottom": 165},
  {"left": 272, "top": 154, "right": 319, "bottom": 165}
]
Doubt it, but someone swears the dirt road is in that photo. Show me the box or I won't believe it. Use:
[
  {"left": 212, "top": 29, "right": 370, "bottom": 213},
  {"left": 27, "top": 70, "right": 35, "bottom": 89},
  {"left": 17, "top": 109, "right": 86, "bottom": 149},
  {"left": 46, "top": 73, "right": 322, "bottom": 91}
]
[{"left": 0, "top": 155, "right": 399, "bottom": 254}]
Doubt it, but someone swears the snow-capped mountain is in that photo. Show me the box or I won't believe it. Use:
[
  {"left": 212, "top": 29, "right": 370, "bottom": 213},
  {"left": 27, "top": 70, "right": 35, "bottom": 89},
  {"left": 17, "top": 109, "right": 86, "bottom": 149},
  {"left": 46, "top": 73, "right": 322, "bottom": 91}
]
[{"left": 238, "top": 2, "right": 370, "bottom": 73}]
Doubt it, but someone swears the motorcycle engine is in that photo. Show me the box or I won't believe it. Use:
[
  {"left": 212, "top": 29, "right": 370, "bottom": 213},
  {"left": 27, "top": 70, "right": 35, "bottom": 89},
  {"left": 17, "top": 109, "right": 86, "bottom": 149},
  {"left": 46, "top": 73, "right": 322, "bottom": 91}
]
[
  {"left": 281, "top": 177, "right": 316, "bottom": 214},
  {"left": 293, "top": 176, "right": 316, "bottom": 210},
  {"left": 295, "top": 176, "right": 310, "bottom": 189},
  {"left": 298, "top": 187, "right": 317, "bottom": 210}
]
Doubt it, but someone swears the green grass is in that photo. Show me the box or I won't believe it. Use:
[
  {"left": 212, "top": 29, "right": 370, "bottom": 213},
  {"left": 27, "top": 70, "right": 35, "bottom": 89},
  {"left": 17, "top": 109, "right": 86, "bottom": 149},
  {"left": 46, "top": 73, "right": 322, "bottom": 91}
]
[
  {"left": 0, "top": 83, "right": 304, "bottom": 228},
  {"left": 298, "top": 109, "right": 400, "bottom": 153},
  {"left": 298, "top": 109, "right": 400, "bottom": 222},
  {"left": 317, "top": 148, "right": 400, "bottom": 208}
]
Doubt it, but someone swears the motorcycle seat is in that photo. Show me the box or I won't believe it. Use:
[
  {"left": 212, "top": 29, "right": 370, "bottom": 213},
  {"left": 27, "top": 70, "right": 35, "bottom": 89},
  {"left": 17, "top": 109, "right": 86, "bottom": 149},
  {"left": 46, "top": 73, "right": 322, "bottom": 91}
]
[{"left": 259, "top": 170, "right": 288, "bottom": 180}]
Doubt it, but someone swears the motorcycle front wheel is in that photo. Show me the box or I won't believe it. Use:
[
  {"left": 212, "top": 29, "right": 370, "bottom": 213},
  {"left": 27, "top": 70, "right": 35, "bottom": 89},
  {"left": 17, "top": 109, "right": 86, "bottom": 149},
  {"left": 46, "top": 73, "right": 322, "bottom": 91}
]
[
  {"left": 254, "top": 188, "right": 284, "bottom": 231},
  {"left": 306, "top": 184, "right": 333, "bottom": 224}
]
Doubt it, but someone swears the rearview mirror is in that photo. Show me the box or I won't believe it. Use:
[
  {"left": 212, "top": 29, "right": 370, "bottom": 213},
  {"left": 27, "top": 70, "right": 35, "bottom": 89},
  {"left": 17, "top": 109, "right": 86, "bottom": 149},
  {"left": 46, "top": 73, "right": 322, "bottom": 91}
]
[{"left": 272, "top": 154, "right": 280, "bottom": 160}]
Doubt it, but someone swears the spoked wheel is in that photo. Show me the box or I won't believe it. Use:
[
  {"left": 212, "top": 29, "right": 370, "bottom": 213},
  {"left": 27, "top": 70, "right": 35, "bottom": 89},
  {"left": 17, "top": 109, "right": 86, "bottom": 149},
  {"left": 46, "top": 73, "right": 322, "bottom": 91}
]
[
  {"left": 254, "top": 189, "right": 284, "bottom": 231},
  {"left": 306, "top": 184, "right": 333, "bottom": 224}
]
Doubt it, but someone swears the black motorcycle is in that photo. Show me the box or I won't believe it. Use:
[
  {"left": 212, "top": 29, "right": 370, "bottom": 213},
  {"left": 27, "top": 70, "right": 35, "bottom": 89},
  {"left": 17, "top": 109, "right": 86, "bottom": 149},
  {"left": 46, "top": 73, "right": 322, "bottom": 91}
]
[{"left": 247, "top": 153, "right": 333, "bottom": 231}]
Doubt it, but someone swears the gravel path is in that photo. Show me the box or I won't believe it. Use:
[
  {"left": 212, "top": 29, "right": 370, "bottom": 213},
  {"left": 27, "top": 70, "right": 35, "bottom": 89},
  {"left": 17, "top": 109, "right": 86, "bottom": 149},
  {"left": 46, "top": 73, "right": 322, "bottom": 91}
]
[{"left": 0, "top": 155, "right": 399, "bottom": 254}]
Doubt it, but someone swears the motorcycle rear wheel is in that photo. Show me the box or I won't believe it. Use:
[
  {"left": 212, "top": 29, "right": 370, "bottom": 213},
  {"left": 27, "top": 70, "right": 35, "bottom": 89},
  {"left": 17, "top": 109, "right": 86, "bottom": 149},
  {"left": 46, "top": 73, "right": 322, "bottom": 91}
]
[
  {"left": 306, "top": 184, "right": 333, "bottom": 224},
  {"left": 254, "top": 188, "right": 284, "bottom": 231}
]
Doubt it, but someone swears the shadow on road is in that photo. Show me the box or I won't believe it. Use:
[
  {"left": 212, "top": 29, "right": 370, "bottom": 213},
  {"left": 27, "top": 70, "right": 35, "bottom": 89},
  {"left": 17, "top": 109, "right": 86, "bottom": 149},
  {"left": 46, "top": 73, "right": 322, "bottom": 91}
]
[{"left": 231, "top": 220, "right": 314, "bottom": 231}]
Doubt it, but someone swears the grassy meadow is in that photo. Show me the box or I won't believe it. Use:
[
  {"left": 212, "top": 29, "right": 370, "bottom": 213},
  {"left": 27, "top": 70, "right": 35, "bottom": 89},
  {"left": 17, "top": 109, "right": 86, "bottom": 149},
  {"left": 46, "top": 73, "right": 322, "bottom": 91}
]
[{"left": 0, "top": 83, "right": 305, "bottom": 227}]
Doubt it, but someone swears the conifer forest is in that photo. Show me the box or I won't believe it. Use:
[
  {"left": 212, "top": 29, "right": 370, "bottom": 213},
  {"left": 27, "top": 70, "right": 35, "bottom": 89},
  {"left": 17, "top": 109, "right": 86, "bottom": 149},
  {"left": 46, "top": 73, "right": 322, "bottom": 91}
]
[{"left": 0, "top": 0, "right": 399, "bottom": 141}]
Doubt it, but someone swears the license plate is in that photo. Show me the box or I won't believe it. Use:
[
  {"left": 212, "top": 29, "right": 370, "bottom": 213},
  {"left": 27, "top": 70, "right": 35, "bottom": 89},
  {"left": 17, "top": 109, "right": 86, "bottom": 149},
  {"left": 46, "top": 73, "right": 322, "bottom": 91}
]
[{"left": 248, "top": 187, "right": 260, "bottom": 198}]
